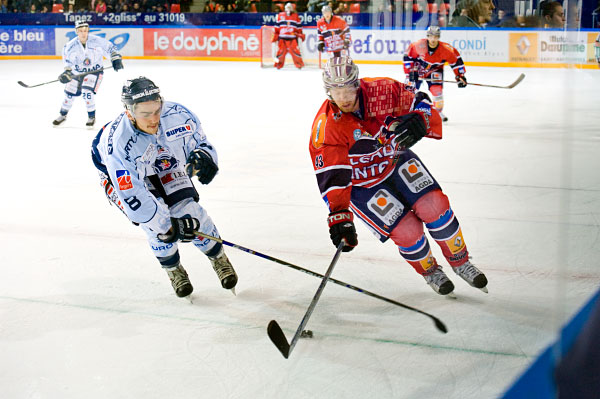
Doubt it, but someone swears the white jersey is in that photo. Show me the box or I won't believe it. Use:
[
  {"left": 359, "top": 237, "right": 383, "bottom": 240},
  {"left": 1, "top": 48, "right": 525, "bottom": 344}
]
[
  {"left": 62, "top": 34, "right": 117, "bottom": 74},
  {"left": 92, "top": 101, "right": 218, "bottom": 234}
]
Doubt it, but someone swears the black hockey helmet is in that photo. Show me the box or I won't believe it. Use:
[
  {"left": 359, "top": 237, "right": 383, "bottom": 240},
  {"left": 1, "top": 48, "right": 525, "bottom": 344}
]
[{"left": 121, "top": 77, "right": 161, "bottom": 110}]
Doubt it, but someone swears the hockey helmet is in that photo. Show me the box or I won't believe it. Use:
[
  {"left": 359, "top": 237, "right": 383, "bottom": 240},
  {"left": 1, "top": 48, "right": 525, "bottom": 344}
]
[
  {"left": 284, "top": 2, "right": 294, "bottom": 13},
  {"left": 75, "top": 20, "right": 89, "bottom": 30},
  {"left": 121, "top": 77, "right": 162, "bottom": 110},
  {"left": 426, "top": 26, "right": 441, "bottom": 37},
  {"left": 322, "top": 5, "right": 333, "bottom": 14},
  {"left": 323, "top": 56, "right": 359, "bottom": 90}
]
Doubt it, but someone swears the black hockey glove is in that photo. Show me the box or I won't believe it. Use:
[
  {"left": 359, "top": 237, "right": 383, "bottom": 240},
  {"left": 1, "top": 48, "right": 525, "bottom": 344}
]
[
  {"left": 111, "top": 53, "right": 124, "bottom": 71},
  {"left": 408, "top": 70, "right": 420, "bottom": 83},
  {"left": 186, "top": 149, "right": 219, "bottom": 185},
  {"left": 343, "top": 39, "right": 351, "bottom": 49},
  {"left": 157, "top": 216, "right": 200, "bottom": 243},
  {"left": 58, "top": 69, "right": 74, "bottom": 84},
  {"left": 317, "top": 42, "right": 325, "bottom": 52},
  {"left": 327, "top": 210, "right": 358, "bottom": 252},
  {"left": 456, "top": 74, "right": 467, "bottom": 88},
  {"left": 382, "top": 113, "right": 428, "bottom": 150}
]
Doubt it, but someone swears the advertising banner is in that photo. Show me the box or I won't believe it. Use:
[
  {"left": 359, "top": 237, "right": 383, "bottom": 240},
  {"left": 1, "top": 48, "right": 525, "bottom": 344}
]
[
  {"left": 54, "top": 27, "right": 144, "bottom": 57},
  {"left": 143, "top": 28, "right": 261, "bottom": 58},
  {"left": 0, "top": 27, "right": 55, "bottom": 56}
]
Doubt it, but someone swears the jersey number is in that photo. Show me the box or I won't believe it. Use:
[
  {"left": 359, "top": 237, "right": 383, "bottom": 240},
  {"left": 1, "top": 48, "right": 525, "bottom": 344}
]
[
  {"left": 315, "top": 155, "right": 324, "bottom": 168},
  {"left": 124, "top": 196, "right": 141, "bottom": 211}
]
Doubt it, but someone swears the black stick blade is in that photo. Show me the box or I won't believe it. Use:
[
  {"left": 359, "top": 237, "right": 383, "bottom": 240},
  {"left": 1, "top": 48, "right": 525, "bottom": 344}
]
[
  {"left": 433, "top": 317, "right": 448, "bottom": 334},
  {"left": 267, "top": 320, "right": 290, "bottom": 359},
  {"left": 508, "top": 73, "right": 525, "bottom": 88},
  {"left": 17, "top": 81, "right": 30, "bottom": 88}
]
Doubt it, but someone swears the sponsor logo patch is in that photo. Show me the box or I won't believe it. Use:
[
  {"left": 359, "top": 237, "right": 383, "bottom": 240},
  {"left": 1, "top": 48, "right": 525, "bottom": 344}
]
[
  {"left": 165, "top": 124, "right": 193, "bottom": 141},
  {"left": 399, "top": 158, "right": 434, "bottom": 194},
  {"left": 367, "top": 189, "right": 404, "bottom": 226},
  {"left": 116, "top": 169, "right": 133, "bottom": 190}
]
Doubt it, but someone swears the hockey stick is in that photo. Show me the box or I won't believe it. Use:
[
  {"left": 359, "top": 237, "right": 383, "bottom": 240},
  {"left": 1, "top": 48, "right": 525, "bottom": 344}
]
[
  {"left": 17, "top": 66, "right": 114, "bottom": 88},
  {"left": 194, "top": 231, "right": 448, "bottom": 334},
  {"left": 268, "top": 241, "right": 344, "bottom": 358},
  {"left": 421, "top": 73, "right": 525, "bottom": 89}
]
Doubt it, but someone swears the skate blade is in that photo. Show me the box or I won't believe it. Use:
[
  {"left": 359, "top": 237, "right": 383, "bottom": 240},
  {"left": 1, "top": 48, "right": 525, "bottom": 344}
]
[
  {"left": 479, "top": 287, "right": 489, "bottom": 294},
  {"left": 446, "top": 292, "right": 457, "bottom": 299},
  {"left": 229, "top": 287, "right": 237, "bottom": 296}
]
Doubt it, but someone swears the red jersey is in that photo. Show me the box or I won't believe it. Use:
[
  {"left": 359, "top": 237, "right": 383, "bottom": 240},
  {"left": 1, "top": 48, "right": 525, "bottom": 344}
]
[
  {"left": 403, "top": 39, "right": 465, "bottom": 78},
  {"left": 317, "top": 15, "right": 351, "bottom": 52},
  {"left": 309, "top": 78, "right": 442, "bottom": 212},
  {"left": 274, "top": 12, "right": 304, "bottom": 40}
]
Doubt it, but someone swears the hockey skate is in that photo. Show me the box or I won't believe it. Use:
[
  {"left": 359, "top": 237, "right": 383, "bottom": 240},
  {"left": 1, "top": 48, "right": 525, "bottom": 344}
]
[
  {"left": 86, "top": 116, "right": 96, "bottom": 128},
  {"left": 52, "top": 114, "right": 67, "bottom": 126},
  {"left": 166, "top": 264, "right": 194, "bottom": 298},
  {"left": 209, "top": 251, "right": 238, "bottom": 294},
  {"left": 452, "top": 260, "right": 488, "bottom": 293},
  {"left": 423, "top": 265, "right": 455, "bottom": 296}
]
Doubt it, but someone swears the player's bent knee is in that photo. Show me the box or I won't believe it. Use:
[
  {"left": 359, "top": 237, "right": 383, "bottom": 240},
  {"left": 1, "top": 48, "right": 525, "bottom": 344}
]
[
  {"left": 412, "top": 189, "right": 450, "bottom": 224},
  {"left": 389, "top": 211, "right": 424, "bottom": 247}
]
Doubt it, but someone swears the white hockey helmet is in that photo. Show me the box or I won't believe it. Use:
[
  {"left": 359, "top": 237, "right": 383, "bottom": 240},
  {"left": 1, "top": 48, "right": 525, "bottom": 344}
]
[
  {"left": 426, "top": 26, "right": 441, "bottom": 37},
  {"left": 284, "top": 2, "right": 294, "bottom": 13},
  {"left": 322, "top": 5, "right": 333, "bottom": 14},
  {"left": 75, "top": 20, "right": 89, "bottom": 30},
  {"left": 322, "top": 56, "right": 359, "bottom": 99}
]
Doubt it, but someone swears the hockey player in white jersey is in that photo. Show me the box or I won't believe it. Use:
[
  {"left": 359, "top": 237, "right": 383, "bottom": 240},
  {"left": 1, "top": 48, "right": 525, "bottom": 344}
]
[
  {"left": 91, "top": 77, "right": 238, "bottom": 298},
  {"left": 53, "top": 20, "right": 124, "bottom": 128}
]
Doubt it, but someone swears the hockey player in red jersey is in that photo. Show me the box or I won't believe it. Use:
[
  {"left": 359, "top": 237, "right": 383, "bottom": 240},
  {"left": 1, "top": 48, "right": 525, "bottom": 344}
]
[
  {"left": 403, "top": 26, "right": 467, "bottom": 122},
  {"left": 317, "top": 5, "right": 352, "bottom": 59},
  {"left": 272, "top": 2, "right": 305, "bottom": 69},
  {"left": 309, "top": 56, "right": 487, "bottom": 296}
]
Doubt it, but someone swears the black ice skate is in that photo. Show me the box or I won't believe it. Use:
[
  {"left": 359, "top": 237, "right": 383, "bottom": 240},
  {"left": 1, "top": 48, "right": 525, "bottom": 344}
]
[
  {"left": 209, "top": 250, "right": 238, "bottom": 295},
  {"left": 166, "top": 264, "right": 194, "bottom": 298},
  {"left": 86, "top": 116, "right": 96, "bottom": 128},
  {"left": 423, "top": 265, "right": 455, "bottom": 296},
  {"left": 452, "top": 260, "right": 488, "bottom": 293},
  {"left": 52, "top": 114, "right": 67, "bottom": 126}
]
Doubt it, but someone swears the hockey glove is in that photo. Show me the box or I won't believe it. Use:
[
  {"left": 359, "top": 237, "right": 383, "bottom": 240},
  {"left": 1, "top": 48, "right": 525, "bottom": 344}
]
[
  {"left": 408, "top": 70, "right": 420, "bottom": 83},
  {"left": 157, "top": 216, "right": 200, "bottom": 243},
  {"left": 327, "top": 210, "right": 358, "bottom": 252},
  {"left": 58, "top": 69, "right": 74, "bottom": 84},
  {"left": 317, "top": 42, "right": 325, "bottom": 52},
  {"left": 343, "top": 39, "right": 351, "bottom": 49},
  {"left": 186, "top": 149, "right": 219, "bottom": 185},
  {"left": 111, "top": 53, "right": 124, "bottom": 71},
  {"left": 382, "top": 113, "right": 427, "bottom": 150},
  {"left": 456, "top": 74, "right": 467, "bottom": 88},
  {"left": 297, "top": 32, "right": 306, "bottom": 41}
]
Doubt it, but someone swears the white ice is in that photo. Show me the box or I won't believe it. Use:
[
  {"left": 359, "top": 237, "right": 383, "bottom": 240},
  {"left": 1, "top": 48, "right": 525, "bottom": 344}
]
[{"left": 0, "top": 59, "right": 599, "bottom": 399}]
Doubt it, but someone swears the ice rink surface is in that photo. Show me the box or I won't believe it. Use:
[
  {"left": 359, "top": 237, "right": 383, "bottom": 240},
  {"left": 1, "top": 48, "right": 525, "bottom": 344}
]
[{"left": 0, "top": 59, "right": 599, "bottom": 399}]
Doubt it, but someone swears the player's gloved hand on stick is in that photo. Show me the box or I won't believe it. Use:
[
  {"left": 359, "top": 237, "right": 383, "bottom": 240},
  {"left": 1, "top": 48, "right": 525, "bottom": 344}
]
[
  {"left": 186, "top": 149, "right": 219, "bottom": 185},
  {"left": 456, "top": 74, "right": 467, "bottom": 88},
  {"left": 343, "top": 39, "right": 351, "bottom": 49},
  {"left": 317, "top": 42, "right": 325, "bottom": 52},
  {"left": 111, "top": 53, "right": 124, "bottom": 71},
  {"left": 382, "top": 113, "right": 427, "bottom": 150},
  {"left": 297, "top": 33, "right": 306, "bottom": 41},
  {"left": 157, "top": 216, "right": 200, "bottom": 243},
  {"left": 58, "top": 69, "right": 74, "bottom": 84},
  {"left": 408, "top": 70, "right": 420, "bottom": 83},
  {"left": 327, "top": 210, "right": 358, "bottom": 252}
]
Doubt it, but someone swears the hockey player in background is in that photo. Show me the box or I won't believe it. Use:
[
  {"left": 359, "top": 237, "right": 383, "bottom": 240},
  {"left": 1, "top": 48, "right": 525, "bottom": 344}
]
[
  {"left": 403, "top": 26, "right": 467, "bottom": 122},
  {"left": 595, "top": 33, "right": 600, "bottom": 67},
  {"left": 272, "top": 2, "right": 305, "bottom": 69},
  {"left": 317, "top": 5, "right": 352, "bottom": 59},
  {"left": 309, "top": 56, "right": 487, "bottom": 296},
  {"left": 53, "top": 20, "right": 124, "bottom": 128},
  {"left": 91, "top": 77, "right": 238, "bottom": 298}
]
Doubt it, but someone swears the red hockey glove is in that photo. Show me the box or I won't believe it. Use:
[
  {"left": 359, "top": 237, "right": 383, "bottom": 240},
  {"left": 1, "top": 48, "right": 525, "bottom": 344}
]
[
  {"left": 297, "top": 32, "right": 306, "bottom": 41},
  {"left": 456, "top": 74, "right": 467, "bottom": 88},
  {"left": 327, "top": 210, "right": 358, "bottom": 252}
]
